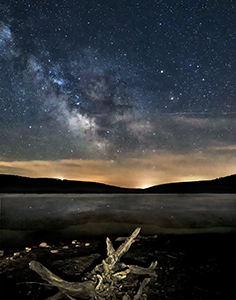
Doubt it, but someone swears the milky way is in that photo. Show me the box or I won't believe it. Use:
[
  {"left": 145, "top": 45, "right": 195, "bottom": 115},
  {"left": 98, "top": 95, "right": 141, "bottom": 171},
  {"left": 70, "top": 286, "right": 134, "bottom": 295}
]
[{"left": 1, "top": 1, "right": 236, "bottom": 186}]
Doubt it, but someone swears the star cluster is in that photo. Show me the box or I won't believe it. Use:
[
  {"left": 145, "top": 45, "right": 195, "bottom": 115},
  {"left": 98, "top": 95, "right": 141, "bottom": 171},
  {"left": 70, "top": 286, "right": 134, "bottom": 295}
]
[{"left": 1, "top": 0, "right": 236, "bottom": 186}]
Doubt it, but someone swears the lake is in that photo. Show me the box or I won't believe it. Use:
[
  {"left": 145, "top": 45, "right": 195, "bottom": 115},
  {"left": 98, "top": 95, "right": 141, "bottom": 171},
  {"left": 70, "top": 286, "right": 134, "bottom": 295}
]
[{"left": 1, "top": 193, "right": 236, "bottom": 248}]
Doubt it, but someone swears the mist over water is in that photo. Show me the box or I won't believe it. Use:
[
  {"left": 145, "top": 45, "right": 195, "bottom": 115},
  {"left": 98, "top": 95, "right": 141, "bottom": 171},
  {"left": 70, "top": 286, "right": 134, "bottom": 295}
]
[{"left": 1, "top": 193, "right": 236, "bottom": 248}]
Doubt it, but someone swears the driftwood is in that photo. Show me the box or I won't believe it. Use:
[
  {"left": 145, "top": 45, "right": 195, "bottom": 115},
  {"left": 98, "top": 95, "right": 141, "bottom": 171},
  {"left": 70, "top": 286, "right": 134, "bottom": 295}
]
[{"left": 29, "top": 227, "right": 157, "bottom": 300}]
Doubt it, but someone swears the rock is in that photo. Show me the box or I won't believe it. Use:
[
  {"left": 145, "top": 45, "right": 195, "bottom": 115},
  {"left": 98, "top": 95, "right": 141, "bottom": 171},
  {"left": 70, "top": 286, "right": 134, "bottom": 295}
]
[
  {"left": 39, "top": 242, "right": 50, "bottom": 248},
  {"left": 62, "top": 246, "right": 69, "bottom": 249},
  {"left": 25, "top": 247, "right": 31, "bottom": 252},
  {"left": 85, "top": 243, "right": 90, "bottom": 247},
  {"left": 13, "top": 252, "right": 20, "bottom": 258},
  {"left": 51, "top": 250, "right": 59, "bottom": 254},
  {"left": 72, "top": 240, "right": 77, "bottom": 244},
  {"left": 0, "top": 250, "right": 4, "bottom": 257}
]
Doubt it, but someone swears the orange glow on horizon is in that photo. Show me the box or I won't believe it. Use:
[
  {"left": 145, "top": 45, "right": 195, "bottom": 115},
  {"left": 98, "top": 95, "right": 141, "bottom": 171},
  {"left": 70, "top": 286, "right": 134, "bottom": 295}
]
[{"left": 0, "top": 148, "right": 235, "bottom": 188}]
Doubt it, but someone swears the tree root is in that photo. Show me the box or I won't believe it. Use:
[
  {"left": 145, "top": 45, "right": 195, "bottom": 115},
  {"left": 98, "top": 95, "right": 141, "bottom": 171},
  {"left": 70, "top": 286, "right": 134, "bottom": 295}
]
[{"left": 29, "top": 227, "right": 157, "bottom": 299}]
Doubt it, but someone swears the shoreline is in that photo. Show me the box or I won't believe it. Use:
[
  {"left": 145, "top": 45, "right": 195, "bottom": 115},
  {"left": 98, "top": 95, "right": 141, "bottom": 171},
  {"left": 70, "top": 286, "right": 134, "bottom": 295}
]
[
  {"left": 1, "top": 224, "right": 236, "bottom": 251},
  {"left": 0, "top": 231, "right": 235, "bottom": 299}
]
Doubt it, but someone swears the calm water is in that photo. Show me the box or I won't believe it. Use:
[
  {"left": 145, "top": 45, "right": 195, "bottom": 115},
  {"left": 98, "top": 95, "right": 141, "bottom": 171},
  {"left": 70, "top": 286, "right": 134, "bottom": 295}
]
[{"left": 1, "top": 193, "right": 236, "bottom": 248}]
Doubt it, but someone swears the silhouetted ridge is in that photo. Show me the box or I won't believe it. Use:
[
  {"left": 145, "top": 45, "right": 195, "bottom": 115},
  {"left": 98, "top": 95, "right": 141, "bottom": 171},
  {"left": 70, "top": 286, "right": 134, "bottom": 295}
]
[
  {"left": 0, "top": 175, "right": 136, "bottom": 193},
  {"left": 0, "top": 174, "right": 235, "bottom": 193},
  {"left": 145, "top": 174, "right": 236, "bottom": 194}
]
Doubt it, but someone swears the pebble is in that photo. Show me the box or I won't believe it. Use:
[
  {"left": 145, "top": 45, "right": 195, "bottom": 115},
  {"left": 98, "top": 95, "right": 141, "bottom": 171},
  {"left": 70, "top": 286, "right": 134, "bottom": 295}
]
[
  {"left": 85, "top": 243, "right": 90, "bottom": 247},
  {"left": 25, "top": 247, "right": 31, "bottom": 252},
  {"left": 39, "top": 242, "right": 50, "bottom": 248},
  {"left": 51, "top": 250, "right": 59, "bottom": 254},
  {"left": 62, "top": 246, "right": 69, "bottom": 249},
  {"left": 0, "top": 250, "right": 4, "bottom": 257},
  {"left": 72, "top": 240, "right": 77, "bottom": 244},
  {"left": 13, "top": 252, "right": 21, "bottom": 258}
]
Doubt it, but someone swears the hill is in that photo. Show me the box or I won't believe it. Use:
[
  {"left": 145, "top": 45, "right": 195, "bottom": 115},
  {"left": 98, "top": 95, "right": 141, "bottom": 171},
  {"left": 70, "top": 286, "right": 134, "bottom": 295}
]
[
  {"left": 145, "top": 174, "right": 236, "bottom": 194},
  {"left": 0, "top": 174, "right": 136, "bottom": 194},
  {"left": 0, "top": 174, "right": 235, "bottom": 193}
]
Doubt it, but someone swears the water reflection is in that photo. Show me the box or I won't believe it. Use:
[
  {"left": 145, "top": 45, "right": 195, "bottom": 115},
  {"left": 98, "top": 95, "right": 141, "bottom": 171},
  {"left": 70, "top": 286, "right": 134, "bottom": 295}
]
[{"left": 1, "top": 193, "right": 236, "bottom": 248}]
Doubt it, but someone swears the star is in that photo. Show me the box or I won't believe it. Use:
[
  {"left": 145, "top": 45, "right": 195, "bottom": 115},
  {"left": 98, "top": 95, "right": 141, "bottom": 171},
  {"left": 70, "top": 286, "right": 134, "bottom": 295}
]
[{"left": 0, "top": 0, "right": 235, "bottom": 186}]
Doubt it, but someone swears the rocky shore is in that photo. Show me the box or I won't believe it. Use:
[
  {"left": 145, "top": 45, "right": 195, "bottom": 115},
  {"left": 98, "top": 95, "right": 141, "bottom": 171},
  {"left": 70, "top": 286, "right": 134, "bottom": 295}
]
[{"left": 0, "top": 232, "right": 236, "bottom": 299}]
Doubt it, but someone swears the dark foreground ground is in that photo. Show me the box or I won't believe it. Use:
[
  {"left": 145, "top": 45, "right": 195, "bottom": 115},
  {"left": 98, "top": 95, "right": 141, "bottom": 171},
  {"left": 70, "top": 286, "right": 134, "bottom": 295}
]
[{"left": 0, "top": 232, "right": 236, "bottom": 300}]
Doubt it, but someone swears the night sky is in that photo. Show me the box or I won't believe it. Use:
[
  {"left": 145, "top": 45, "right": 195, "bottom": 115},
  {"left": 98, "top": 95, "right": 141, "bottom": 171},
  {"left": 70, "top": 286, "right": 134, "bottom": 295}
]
[{"left": 1, "top": 0, "right": 236, "bottom": 188}]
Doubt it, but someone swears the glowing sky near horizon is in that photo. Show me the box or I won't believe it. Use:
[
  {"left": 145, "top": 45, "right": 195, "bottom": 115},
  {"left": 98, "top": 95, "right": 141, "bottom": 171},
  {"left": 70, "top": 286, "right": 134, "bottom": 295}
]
[{"left": 1, "top": 0, "right": 236, "bottom": 188}]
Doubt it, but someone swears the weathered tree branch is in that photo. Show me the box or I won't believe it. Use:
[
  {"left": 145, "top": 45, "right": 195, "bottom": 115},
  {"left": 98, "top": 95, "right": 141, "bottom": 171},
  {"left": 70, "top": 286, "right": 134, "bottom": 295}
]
[
  {"left": 29, "top": 261, "right": 95, "bottom": 299},
  {"left": 133, "top": 278, "right": 150, "bottom": 300}
]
